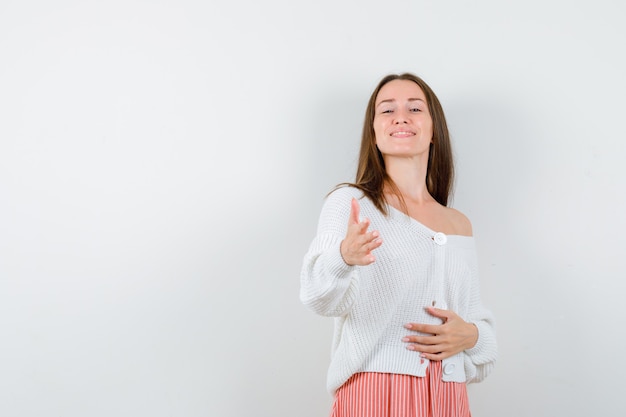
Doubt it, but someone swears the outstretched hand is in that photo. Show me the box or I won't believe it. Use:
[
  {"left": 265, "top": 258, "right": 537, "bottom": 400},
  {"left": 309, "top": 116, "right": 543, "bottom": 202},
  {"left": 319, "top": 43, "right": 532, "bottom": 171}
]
[
  {"left": 340, "top": 198, "right": 383, "bottom": 266},
  {"left": 402, "top": 307, "right": 478, "bottom": 361}
]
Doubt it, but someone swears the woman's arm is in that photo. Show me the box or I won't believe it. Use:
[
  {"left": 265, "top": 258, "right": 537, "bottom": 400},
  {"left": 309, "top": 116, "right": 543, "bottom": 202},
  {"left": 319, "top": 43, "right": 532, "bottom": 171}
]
[{"left": 300, "top": 189, "right": 382, "bottom": 317}]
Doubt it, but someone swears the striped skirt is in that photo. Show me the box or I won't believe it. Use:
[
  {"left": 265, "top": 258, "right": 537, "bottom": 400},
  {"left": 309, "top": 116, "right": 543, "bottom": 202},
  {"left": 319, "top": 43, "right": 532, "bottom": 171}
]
[{"left": 330, "top": 362, "right": 471, "bottom": 417}]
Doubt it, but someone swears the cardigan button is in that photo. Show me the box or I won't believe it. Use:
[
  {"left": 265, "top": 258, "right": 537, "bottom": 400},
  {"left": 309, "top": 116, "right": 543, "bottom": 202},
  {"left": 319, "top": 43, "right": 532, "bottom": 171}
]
[
  {"left": 443, "top": 363, "right": 456, "bottom": 375},
  {"left": 433, "top": 232, "right": 447, "bottom": 245}
]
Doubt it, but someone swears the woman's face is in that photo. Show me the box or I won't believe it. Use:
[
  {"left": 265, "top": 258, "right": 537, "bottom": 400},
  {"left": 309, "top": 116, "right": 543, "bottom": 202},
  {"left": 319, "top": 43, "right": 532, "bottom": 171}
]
[{"left": 373, "top": 79, "right": 433, "bottom": 160}]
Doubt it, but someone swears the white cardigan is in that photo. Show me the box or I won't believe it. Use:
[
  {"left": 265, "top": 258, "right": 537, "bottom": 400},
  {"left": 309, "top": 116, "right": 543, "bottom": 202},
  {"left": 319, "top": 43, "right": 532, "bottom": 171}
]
[{"left": 300, "top": 186, "right": 497, "bottom": 394}]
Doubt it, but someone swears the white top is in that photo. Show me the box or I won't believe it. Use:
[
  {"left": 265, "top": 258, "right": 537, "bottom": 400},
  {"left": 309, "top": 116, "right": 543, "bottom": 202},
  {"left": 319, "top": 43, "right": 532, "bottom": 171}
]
[{"left": 300, "top": 186, "right": 497, "bottom": 394}]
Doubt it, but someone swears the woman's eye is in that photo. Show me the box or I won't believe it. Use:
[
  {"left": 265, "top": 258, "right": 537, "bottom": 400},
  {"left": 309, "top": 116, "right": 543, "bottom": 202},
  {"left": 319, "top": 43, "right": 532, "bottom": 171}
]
[
  {"left": 410, "top": 108, "right": 421, "bottom": 112},
  {"left": 381, "top": 109, "right": 393, "bottom": 114}
]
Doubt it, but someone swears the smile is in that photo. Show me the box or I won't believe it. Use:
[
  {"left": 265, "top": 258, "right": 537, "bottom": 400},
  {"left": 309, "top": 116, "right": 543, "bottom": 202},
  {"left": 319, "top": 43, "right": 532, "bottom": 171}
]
[{"left": 390, "top": 131, "right": 415, "bottom": 137}]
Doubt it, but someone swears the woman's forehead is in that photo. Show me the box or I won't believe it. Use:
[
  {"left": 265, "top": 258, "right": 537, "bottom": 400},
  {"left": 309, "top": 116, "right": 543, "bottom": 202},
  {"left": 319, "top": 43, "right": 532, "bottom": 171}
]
[{"left": 376, "top": 79, "right": 426, "bottom": 103}]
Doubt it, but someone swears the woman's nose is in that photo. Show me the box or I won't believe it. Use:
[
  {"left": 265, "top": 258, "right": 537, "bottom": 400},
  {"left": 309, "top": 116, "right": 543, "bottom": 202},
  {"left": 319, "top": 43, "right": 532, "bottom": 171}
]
[{"left": 394, "top": 110, "right": 409, "bottom": 124}]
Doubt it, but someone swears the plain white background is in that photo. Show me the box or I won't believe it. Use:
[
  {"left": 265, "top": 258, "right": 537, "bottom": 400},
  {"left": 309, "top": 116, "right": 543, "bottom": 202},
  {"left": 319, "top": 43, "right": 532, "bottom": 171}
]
[{"left": 1, "top": 1, "right": 624, "bottom": 416}]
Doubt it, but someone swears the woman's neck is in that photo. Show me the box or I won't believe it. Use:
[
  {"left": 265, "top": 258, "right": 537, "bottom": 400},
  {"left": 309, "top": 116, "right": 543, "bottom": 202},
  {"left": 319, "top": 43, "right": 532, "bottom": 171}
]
[{"left": 383, "top": 156, "right": 432, "bottom": 204}]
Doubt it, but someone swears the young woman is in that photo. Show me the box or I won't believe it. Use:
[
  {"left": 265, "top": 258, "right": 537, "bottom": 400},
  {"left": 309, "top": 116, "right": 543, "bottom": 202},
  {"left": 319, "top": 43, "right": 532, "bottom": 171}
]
[{"left": 300, "top": 73, "right": 497, "bottom": 417}]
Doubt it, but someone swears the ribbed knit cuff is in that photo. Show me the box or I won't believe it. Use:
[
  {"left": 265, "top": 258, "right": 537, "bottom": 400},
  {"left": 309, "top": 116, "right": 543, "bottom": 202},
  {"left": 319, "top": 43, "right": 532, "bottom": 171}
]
[
  {"left": 324, "top": 240, "right": 355, "bottom": 278},
  {"left": 465, "top": 320, "right": 489, "bottom": 358}
]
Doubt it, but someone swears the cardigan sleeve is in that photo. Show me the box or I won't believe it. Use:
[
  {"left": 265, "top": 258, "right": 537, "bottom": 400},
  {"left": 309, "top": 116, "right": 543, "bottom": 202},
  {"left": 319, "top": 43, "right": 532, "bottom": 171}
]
[
  {"left": 300, "top": 187, "right": 362, "bottom": 317},
  {"left": 462, "top": 254, "right": 498, "bottom": 383}
]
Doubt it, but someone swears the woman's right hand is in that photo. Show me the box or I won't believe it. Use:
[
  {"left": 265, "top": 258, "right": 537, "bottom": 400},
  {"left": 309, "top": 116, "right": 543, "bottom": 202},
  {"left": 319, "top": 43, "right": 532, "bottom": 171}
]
[{"left": 340, "top": 198, "right": 383, "bottom": 266}]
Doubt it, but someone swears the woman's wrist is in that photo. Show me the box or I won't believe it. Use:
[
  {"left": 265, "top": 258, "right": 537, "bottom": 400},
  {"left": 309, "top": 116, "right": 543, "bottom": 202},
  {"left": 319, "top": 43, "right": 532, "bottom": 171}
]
[{"left": 466, "top": 322, "right": 479, "bottom": 350}]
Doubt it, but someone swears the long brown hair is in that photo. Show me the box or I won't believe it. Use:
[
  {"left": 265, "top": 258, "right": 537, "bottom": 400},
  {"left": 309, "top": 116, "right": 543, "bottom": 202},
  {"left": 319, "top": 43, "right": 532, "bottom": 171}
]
[{"left": 337, "top": 73, "right": 454, "bottom": 214}]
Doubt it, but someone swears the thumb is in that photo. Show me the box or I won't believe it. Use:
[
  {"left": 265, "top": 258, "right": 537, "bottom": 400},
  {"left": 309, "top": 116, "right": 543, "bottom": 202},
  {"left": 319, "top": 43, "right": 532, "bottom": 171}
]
[{"left": 349, "top": 197, "right": 360, "bottom": 225}]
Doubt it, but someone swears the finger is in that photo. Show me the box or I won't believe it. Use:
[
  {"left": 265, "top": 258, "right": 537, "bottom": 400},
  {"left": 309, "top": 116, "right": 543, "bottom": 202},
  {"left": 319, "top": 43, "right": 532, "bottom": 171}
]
[
  {"left": 403, "top": 332, "right": 443, "bottom": 344},
  {"left": 425, "top": 307, "right": 455, "bottom": 321},
  {"left": 349, "top": 198, "right": 360, "bottom": 225},
  {"left": 358, "top": 230, "right": 379, "bottom": 246},
  {"left": 404, "top": 323, "right": 440, "bottom": 335},
  {"left": 406, "top": 343, "right": 443, "bottom": 355},
  {"left": 367, "top": 234, "right": 383, "bottom": 251},
  {"left": 418, "top": 351, "right": 448, "bottom": 361},
  {"left": 354, "top": 217, "right": 371, "bottom": 235},
  {"left": 405, "top": 338, "right": 452, "bottom": 355},
  {"left": 405, "top": 341, "right": 446, "bottom": 357}
]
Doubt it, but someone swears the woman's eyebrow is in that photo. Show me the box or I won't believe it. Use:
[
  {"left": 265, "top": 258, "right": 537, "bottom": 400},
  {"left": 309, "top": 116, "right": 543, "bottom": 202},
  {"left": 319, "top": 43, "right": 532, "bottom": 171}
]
[
  {"left": 376, "top": 98, "right": 395, "bottom": 107},
  {"left": 376, "top": 98, "right": 425, "bottom": 107}
]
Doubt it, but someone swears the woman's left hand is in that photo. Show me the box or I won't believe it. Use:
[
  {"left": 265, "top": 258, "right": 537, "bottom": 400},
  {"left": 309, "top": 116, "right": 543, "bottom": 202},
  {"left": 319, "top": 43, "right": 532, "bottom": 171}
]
[{"left": 402, "top": 307, "right": 478, "bottom": 361}]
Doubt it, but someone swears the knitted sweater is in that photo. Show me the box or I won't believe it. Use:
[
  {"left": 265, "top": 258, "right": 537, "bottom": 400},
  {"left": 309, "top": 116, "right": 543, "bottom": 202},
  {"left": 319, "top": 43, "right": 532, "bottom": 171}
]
[{"left": 300, "top": 186, "right": 497, "bottom": 394}]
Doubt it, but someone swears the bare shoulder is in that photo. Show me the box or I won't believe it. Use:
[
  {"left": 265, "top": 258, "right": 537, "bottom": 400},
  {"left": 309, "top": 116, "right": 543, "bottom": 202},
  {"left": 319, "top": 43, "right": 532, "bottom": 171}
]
[{"left": 444, "top": 207, "right": 473, "bottom": 236}]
